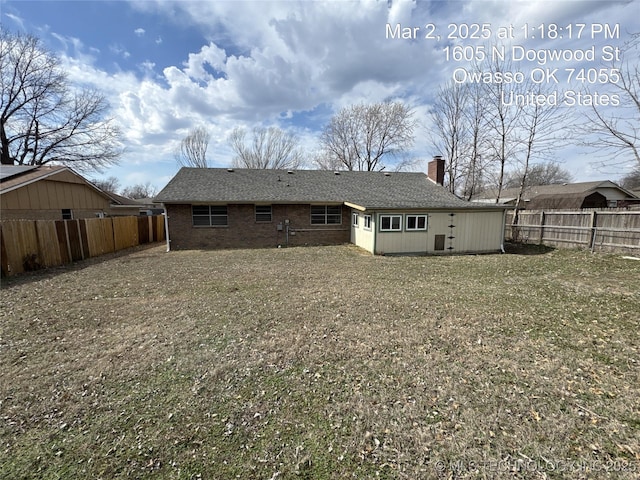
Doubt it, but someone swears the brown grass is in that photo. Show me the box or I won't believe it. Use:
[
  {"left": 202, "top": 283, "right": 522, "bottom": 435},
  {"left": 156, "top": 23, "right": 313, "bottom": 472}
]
[{"left": 1, "top": 243, "right": 639, "bottom": 479}]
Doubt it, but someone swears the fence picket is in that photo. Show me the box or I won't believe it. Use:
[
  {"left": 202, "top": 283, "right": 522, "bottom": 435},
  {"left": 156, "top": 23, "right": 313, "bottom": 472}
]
[
  {"left": 506, "top": 209, "right": 640, "bottom": 253},
  {"left": 0, "top": 215, "right": 165, "bottom": 277}
]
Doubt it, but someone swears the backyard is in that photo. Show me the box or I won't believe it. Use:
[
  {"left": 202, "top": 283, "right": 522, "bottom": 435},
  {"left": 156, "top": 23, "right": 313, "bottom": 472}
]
[{"left": 1, "top": 243, "right": 639, "bottom": 479}]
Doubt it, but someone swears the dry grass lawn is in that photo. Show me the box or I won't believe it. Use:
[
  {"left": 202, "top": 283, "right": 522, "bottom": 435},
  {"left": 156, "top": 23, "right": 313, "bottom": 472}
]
[{"left": 1, "top": 243, "right": 639, "bottom": 479}]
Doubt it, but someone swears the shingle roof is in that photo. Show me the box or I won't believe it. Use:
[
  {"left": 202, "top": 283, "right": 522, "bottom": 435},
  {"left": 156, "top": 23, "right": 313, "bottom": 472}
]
[
  {"left": 0, "top": 165, "right": 116, "bottom": 203},
  {"left": 1, "top": 165, "right": 71, "bottom": 193},
  {"left": 0, "top": 165, "right": 39, "bottom": 181},
  {"left": 526, "top": 191, "right": 607, "bottom": 210},
  {"left": 155, "top": 168, "right": 501, "bottom": 210}
]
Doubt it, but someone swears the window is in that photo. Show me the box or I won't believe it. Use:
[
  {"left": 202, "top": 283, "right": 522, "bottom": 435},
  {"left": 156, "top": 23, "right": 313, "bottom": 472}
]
[
  {"left": 62, "top": 209, "right": 73, "bottom": 220},
  {"left": 352, "top": 213, "right": 359, "bottom": 227},
  {"left": 406, "top": 214, "right": 428, "bottom": 231},
  {"left": 311, "top": 205, "right": 342, "bottom": 225},
  {"left": 255, "top": 205, "right": 272, "bottom": 222},
  {"left": 363, "top": 215, "right": 372, "bottom": 230},
  {"left": 192, "top": 205, "right": 228, "bottom": 226},
  {"left": 379, "top": 214, "right": 402, "bottom": 232}
]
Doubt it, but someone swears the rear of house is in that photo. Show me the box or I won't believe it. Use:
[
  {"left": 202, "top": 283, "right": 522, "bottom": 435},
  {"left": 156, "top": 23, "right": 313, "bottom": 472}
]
[
  {"left": 155, "top": 160, "right": 506, "bottom": 255},
  {"left": 351, "top": 208, "right": 505, "bottom": 255},
  {"left": 163, "top": 202, "right": 350, "bottom": 250}
]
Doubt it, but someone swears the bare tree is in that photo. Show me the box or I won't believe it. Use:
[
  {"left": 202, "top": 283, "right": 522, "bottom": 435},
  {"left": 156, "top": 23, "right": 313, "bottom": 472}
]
[
  {"left": 121, "top": 182, "right": 157, "bottom": 199},
  {"left": 429, "top": 82, "right": 469, "bottom": 193},
  {"left": 479, "top": 54, "right": 524, "bottom": 203},
  {"left": 320, "top": 102, "right": 416, "bottom": 171},
  {"left": 0, "top": 29, "right": 122, "bottom": 171},
  {"left": 174, "top": 126, "right": 210, "bottom": 168},
  {"left": 91, "top": 176, "right": 121, "bottom": 194},
  {"left": 310, "top": 150, "right": 342, "bottom": 171},
  {"left": 432, "top": 45, "right": 568, "bottom": 206},
  {"left": 579, "top": 33, "right": 640, "bottom": 168},
  {"left": 460, "top": 82, "right": 489, "bottom": 200},
  {"left": 430, "top": 81, "right": 488, "bottom": 199},
  {"left": 504, "top": 162, "right": 573, "bottom": 188},
  {"left": 510, "top": 82, "right": 566, "bottom": 227},
  {"left": 229, "top": 126, "right": 304, "bottom": 169},
  {"left": 619, "top": 166, "right": 640, "bottom": 190}
]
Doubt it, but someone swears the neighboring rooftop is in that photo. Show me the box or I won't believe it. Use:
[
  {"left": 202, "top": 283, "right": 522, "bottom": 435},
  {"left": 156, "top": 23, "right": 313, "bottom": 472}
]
[
  {"left": 472, "top": 180, "right": 638, "bottom": 204},
  {"left": 0, "top": 165, "right": 75, "bottom": 194},
  {"left": 155, "top": 168, "right": 502, "bottom": 210},
  {"left": 0, "top": 165, "right": 39, "bottom": 181}
]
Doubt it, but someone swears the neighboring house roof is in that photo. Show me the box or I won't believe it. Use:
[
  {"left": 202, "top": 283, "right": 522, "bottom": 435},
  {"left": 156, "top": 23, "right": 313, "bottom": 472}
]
[
  {"left": 526, "top": 191, "right": 608, "bottom": 210},
  {"left": 0, "top": 164, "right": 111, "bottom": 201},
  {"left": 155, "top": 168, "right": 503, "bottom": 211},
  {"left": 104, "top": 191, "right": 140, "bottom": 206},
  {"left": 472, "top": 180, "right": 638, "bottom": 205},
  {"left": 133, "top": 197, "right": 157, "bottom": 206},
  {"left": 104, "top": 193, "right": 164, "bottom": 213},
  {"left": 0, "top": 165, "right": 39, "bottom": 181}
]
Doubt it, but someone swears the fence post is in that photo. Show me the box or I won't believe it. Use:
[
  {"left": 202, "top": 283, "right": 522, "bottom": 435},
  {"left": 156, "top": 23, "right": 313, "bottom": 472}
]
[
  {"left": 63, "top": 220, "right": 73, "bottom": 262},
  {"left": 589, "top": 210, "right": 597, "bottom": 252},
  {"left": 539, "top": 211, "right": 545, "bottom": 245}
]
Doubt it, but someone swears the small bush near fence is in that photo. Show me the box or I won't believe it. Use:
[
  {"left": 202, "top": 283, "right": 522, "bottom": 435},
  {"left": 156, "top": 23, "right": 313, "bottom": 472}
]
[
  {"left": 506, "top": 209, "right": 640, "bottom": 253},
  {"left": 0, "top": 215, "right": 165, "bottom": 277}
]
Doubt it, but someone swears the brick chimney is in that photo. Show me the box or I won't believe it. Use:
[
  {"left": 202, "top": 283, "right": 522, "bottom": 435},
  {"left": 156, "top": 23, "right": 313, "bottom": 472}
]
[{"left": 428, "top": 156, "right": 445, "bottom": 186}]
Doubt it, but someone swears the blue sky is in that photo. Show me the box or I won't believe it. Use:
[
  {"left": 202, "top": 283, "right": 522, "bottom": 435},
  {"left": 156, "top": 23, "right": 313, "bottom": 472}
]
[{"left": 2, "top": 0, "right": 639, "bottom": 192}]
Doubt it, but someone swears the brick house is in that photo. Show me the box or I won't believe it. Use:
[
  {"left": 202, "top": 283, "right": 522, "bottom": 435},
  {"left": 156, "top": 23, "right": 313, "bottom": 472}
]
[{"left": 154, "top": 158, "right": 508, "bottom": 255}]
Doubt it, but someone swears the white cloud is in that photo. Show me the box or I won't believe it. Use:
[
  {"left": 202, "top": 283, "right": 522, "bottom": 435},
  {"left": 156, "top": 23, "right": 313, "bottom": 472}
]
[
  {"left": 134, "top": 27, "right": 145, "bottom": 36},
  {"left": 109, "top": 43, "right": 131, "bottom": 59},
  {"left": 25, "top": 0, "right": 640, "bottom": 186},
  {"left": 4, "top": 12, "right": 26, "bottom": 31},
  {"left": 138, "top": 60, "right": 156, "bottom": 75}
]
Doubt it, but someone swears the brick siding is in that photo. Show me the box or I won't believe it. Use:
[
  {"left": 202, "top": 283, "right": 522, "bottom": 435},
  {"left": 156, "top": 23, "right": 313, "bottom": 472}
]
[{"left": 165, "top": 203, "right": 351, "bottom": 250}]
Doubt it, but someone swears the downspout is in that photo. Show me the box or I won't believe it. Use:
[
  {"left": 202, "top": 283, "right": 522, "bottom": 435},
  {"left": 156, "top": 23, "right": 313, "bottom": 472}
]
[
  {"left": 500, "top": 208, "right": 507, "bottom": 253},
  {"left": 372, "top": 212, "right": 378, "bottom": 255},
  {"left": 163, "top": 205, "right": 171, "bottom": 252}
]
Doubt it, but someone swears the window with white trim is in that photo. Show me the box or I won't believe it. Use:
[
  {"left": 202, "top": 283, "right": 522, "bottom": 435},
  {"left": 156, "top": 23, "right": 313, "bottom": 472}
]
[
  {"left": 379, "top": 214, "right": 402, "bottom": 232},
  {"left": 62, "top": 209, "right": 73, "bottom": 220},
  {"left": 310, "top": 205, "right": 342, "bottom": 225},
  {"left": 352, "top": 213, "right": 359, "bottom": 227},
  {"left": 363, "top": 215, "right": 372, "bottom": 230},
  {"left": 192, "top": 205, "right": 228, "bottom": 226},
  {"left": 255, "top": 205, "right": 272, "bottom": 222},
  {"left": 406, "top": 214, "right": 428, "bottom": 231}
]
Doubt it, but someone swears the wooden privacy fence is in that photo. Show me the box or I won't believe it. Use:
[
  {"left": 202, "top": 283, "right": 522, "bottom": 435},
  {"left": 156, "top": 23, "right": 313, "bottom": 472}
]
[
  {"left": 1, "top": 215, "right": 165, "bottom": 277},
  {"left": 505, "top": 209, "right": 640, "bottom": 253}
]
